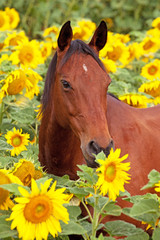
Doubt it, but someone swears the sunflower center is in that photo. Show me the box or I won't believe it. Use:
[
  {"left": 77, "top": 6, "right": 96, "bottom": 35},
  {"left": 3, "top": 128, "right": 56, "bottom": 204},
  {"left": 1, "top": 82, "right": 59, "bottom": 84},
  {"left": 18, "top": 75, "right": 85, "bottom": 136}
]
[
  {"left": 143, "top": 40, "right": 154, "bottom": 50},
  {"left": 148, "top": 66, "right": 158, "bottom": 75},
  {"left": 25, "top": 52, "right": 33, "bottom": 62},
  {"left": 107, "top": 47, "right": 122, "bottom": 61},
  {"left": 104, "top": 163, "right": 116, "bottom": 182},
  {"left": 11, "top": 135, "right": 22, "bottom": 147},
  {"left": 24, "top": 195, "right": 53, "bottom": 223},
  {"left": 157, "top": 23, "right": 160, "bottom": 30}
]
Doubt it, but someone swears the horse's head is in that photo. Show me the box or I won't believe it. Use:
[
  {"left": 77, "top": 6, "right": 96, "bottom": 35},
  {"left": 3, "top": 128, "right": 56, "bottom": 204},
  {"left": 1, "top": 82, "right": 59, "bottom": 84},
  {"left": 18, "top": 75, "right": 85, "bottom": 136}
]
[{"left": 52, "top": 21, "right": 114, "bottom": 167}]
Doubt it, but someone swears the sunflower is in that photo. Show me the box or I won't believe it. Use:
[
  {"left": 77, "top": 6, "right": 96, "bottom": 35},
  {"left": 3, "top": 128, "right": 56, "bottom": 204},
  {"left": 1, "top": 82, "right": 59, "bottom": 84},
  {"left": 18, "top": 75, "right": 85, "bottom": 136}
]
[
  {"left": 0, "top": 10, "right": 10, "bottom": 31},
  {"left": 5, "top": 7, "right": 20, "bottom": 29},
  {"left": 140, "top": 59, "right": 160, "bottom": 81},
  {"left": 5, "top": 127, "right": 30, "bottom": 156},
  {"left": 43, "top": 25, "right": 59, "bottom": 39},
  {"left": 73, "top": 19, "right": 96, "bottom": 41},
  {"left": 0, "top": 169, "right": 22, "bottom": 210},
  {"left": 96, "top": 148, "right": 130, "bottom": 201},
  {"left": 9, "top": 39, "right": 43, "bottom": 69},
  {"left": 140, "top": 36, "right": 160, "bottom": 55},
  {"left": 105, "top": 41, "right": 130, "bottom": 67},
  {"left": 139, "top": 80, "right": 160, "bottom": 98},
  {"left": 152, "top": 17, "right": 160, "bottom": 30},
  {"left": 12, "top": 159, "right": 35, "bottom": 186},
  {"left": 119, "top": 93, "right": 149, "bottom": 108},
  {"left": 0, "top": 69, "right": 31, "bottom": 101},
  {"left": 40, "top": 41, "right": 52, "bottom": 62},
  {"left": 7, "top": 178, "right": 69, "bottom": 240},
  {"left": 4, "top": 31, "right": 28, "bottom": 47}
]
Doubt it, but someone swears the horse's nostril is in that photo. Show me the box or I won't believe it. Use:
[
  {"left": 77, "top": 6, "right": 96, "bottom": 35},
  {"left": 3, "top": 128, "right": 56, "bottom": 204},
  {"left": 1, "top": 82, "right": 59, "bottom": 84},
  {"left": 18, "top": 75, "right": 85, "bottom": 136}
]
[{"left": 88, "top": 140, "right": 100, "bottom": 155}]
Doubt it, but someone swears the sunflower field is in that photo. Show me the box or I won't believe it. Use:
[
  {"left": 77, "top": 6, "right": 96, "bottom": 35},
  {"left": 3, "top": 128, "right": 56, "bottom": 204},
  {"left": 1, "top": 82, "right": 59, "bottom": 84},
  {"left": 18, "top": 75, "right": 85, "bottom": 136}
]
[{"left": 0, "top": 1, "right": 160, "bottom": 239}]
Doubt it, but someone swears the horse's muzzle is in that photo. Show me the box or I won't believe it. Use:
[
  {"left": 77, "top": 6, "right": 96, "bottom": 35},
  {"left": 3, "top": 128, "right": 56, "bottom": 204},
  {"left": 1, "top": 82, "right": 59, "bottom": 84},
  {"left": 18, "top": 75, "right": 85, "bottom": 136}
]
[{"left": 83, "top": 139, "right": 115, "bottom": 168}]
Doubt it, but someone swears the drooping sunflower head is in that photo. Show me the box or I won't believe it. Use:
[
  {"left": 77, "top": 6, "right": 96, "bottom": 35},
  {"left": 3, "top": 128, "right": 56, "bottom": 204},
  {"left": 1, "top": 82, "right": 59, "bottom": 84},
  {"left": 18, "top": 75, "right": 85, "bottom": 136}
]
[
  {"left": 96, "top": 148, "right": 130, "bottom": 201},
  {"left": 7, "top": 178, "right": 70, "bottom": 240},
  {"left": 5, "top": 127, "right": 30, "bottom": 156},
  {"left": 12, "top": 159, "right": 35, "bottom": 186}
]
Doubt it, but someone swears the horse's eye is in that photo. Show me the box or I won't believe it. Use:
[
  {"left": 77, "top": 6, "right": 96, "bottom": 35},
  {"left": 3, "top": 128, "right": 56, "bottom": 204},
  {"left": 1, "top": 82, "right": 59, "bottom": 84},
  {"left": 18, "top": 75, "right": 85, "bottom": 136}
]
[{"left": 61, "top": 80, "right": 72, "bottom": 90}]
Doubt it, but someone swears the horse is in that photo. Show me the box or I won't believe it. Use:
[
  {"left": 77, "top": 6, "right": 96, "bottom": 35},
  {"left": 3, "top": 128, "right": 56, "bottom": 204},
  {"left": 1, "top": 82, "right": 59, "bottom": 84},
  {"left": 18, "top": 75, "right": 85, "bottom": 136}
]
[{"left": 39, "top": 21, "right": 160, "bottom": 232}]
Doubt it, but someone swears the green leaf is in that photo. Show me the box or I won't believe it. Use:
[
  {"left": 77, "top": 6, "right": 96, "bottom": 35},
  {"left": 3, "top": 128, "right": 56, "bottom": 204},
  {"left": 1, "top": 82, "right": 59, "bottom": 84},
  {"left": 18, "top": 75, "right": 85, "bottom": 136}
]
[
  {"left": 77, "top": 164, "right": 98, "bottom": 185},
  {"left": 0, "top": 224, "right": 17, "bottom": 238},
  {"left": 103, "top": 202, "right": 122, "bottom": 216},
  {"left": 129, "top": 199, "right": 160, "bottom": 226},
  {"left": 0, "top": 139, "right": 13, "bottom": 151},
  {"left": 104, "top": 220, "right": 148, "bottom": 238},
  {"left": 10, "top": 107, "right": 35, "bottom": 124},
  {"left": 0, "top": 215, "right": 17, "bottom": 238},
  {"left": 0, "top": 183, "right": 30, "bottom": 196},
  {"left": 66, "top": 206, "right": 81, "bottom": 220},
  {"left": 152, "top": 228, "right": 160, "bottom": 240},
  {"left": 60, "top": 220, "right": 88, "bottom": 235},
  {"left": 141, "top": 169, "right": 160, "bottom": 190}
]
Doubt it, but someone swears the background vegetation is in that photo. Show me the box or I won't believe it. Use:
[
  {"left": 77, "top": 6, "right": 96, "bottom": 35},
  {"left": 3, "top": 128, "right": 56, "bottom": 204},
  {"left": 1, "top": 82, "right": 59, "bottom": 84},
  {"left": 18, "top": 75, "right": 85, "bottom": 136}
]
[{"left": 0, "top": 0, "right": 160, "bottom": 38}]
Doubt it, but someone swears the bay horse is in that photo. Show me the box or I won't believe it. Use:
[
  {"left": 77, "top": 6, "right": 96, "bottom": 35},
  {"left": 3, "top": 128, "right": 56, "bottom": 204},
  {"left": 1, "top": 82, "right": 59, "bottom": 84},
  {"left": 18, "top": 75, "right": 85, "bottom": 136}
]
[{"left": 39, "top": 21, "right": 160, "bottom": 231}]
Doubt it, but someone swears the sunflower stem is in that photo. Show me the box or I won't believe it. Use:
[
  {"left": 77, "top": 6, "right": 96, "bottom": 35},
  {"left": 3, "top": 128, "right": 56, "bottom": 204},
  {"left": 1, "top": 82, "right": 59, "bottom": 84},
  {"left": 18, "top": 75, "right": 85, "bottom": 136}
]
[
  {"left": 81, "top": 198, "right": 93, "bottom": 222},
  {"left": 0, "top": 101, "right": 4, "bottom": 133},
  {"left": 91, "top": 190, "right": 100, "bottom": 238}
]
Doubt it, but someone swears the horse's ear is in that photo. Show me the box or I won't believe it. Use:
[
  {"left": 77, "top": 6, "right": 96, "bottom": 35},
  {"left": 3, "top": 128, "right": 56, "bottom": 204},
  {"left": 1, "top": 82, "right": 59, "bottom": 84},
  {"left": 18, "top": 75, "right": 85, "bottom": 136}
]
[
  {"left": 89, "top": 21, "right": 107, "bottom": 53},
  {"left": 58, "top": 21, "right": 73, "bottom": 52}
]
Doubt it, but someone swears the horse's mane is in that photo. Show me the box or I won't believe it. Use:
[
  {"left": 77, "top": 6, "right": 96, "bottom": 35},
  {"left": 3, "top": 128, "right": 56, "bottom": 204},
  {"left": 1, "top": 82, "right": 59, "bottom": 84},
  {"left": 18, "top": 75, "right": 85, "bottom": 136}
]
[{"left": 41, "top": 39, "right": 106, "bottom": 113}]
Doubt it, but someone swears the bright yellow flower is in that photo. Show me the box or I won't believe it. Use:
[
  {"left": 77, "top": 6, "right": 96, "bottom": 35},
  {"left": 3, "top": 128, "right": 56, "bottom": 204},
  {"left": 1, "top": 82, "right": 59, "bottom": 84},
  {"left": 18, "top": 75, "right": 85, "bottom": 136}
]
[
  {"left": 0, "top": 10, "right": 10, "bottom": 30},
  {"left": 25, "top": 69, "right": 42, "bottom": 99},
  {"left": 12, "top": 159, "right": 35, "bottom": 186},
  {"left": 35, "top": 104, "right": 43, "bottom": 121},
  {"left": 103, "top": 41, "right": 130, "bottom": 67},
  {"left": 73, "top": 19, "right": 96, "bottom": 41},
  {"left": 140, "top": 59, "right": 160, "bottom": 81},
  {"left": 5, "top": 7, "right": 20, "bottom": 29},
  {"left": 4, "top": 31, "right": 28, "bottom": 47},
  {"left": 152, "top": 17, "right": 160, "bottom": 30},
  {"left": 40, "top": 41, "right": 52, "bottom": 62},
  {"left": 114, "top": 33, "right": 130, "bottom": 44},
  {"left": 96, "top": 148, "right": 130, "bottom": 201},
  {"left": 0, "top": 69, "right": 31, "bottom": 100},
  {"left": 119, "top": 93, "right": 149, "bottom": 108},
  {"left": 147, "top": 28, "right": 160, "bottom": 39},
  {"left": 5, "top": 127, "right": 30, "bottom": 156},
  {"left": 7, "top": 178, "right": 69, "bottom": 240},
  {"left": 139, "top": 80, "right": 160, "bottom": 98},
  {"left": 127, "top": 42, "right": 143, "bottom": 63},
  {"left": 0, "top": 169, "right": 22, "bottom": 210},
  {"left": 140, "top": 36, "right": 160, "bottom": 55},
  {"left": 154, "top": 181, "right": 160, "bottom": 192},
  {"left": 43, "top": 25, "right": 59, "bottom": 38},
  {"left": 9, "top": 39, "right": 43, "bottom": 69},
  {"left": 102, "top": 58, "right": 117, "bottom": 73}
]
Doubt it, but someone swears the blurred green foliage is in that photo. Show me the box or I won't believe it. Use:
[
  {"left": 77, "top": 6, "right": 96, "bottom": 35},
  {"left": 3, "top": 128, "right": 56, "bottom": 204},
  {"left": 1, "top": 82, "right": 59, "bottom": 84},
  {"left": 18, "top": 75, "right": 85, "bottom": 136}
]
[{"left": 0, "top": 0, "right": 160, "bottom": 38}]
